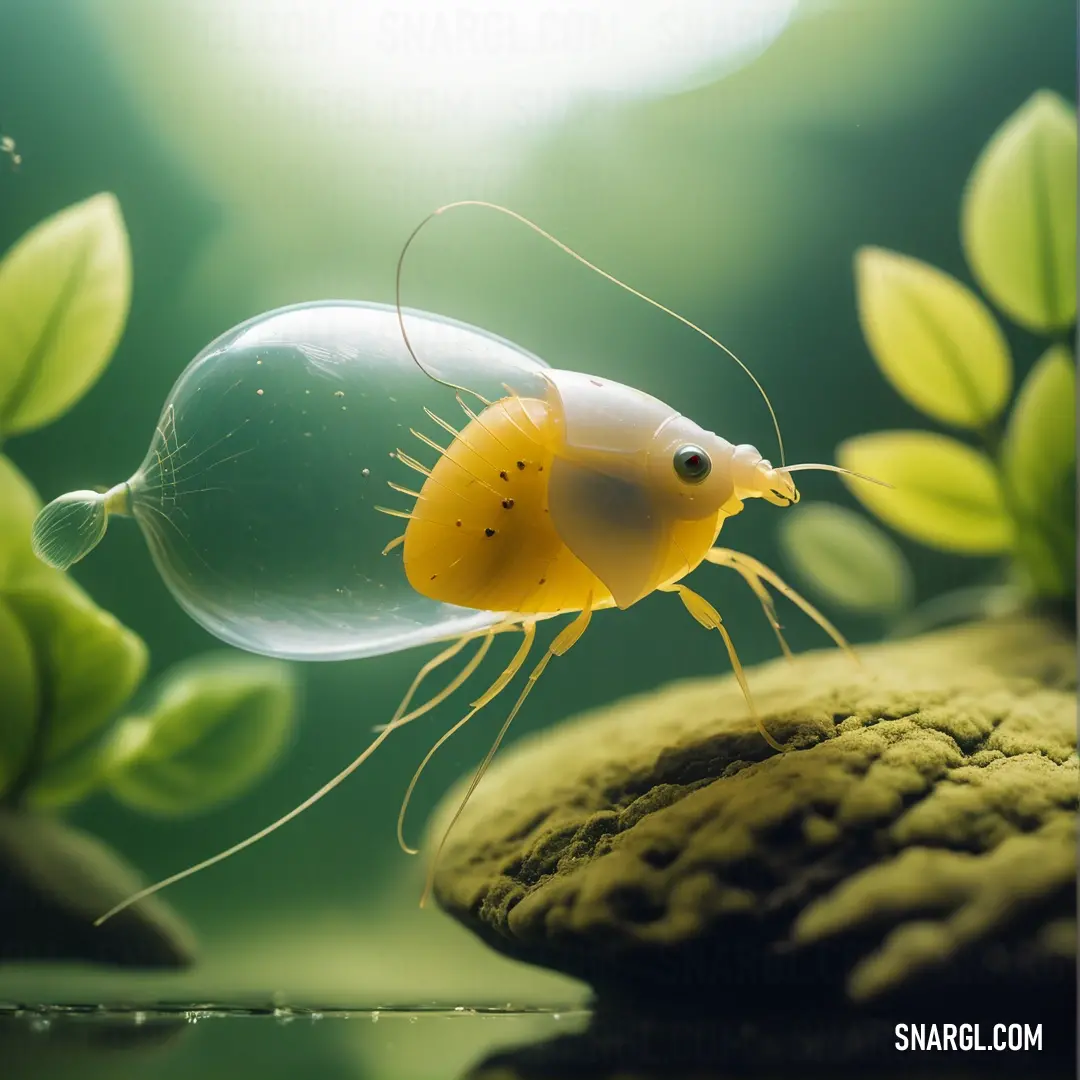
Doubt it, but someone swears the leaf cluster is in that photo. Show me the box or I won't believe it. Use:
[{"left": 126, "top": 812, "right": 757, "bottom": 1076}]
[
  {"left": 0, "top": 194, "right": 299, "bottom": 818},
  {"left": 782, "top": 91, "right": 1076, "bottom": 632}
]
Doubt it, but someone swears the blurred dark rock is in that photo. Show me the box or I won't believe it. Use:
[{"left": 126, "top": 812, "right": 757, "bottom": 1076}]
[
  {"left": 0, "top": 1009, "right": 187, "bottom": 1080},
  {"left": 0, "top": 811, "right": 196, "bottom": 968},
  {"left": 432, "top": 618, "right": 1076, "bottom": 1016},
  {"left": 465, "top": 1000, "right": 1076, "bottom": 1078}
]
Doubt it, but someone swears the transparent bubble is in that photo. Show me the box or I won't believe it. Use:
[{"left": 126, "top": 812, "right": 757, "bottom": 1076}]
[{"left": 40, "top": 301, "right": 551, "bottom": 659}]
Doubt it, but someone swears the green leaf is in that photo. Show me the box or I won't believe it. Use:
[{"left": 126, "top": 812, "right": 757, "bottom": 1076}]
[
  {"left": 855, "top": 247, "right": 1012, "bottom": 428},
  {"left": 104, "top": 654, "right": 299, "bottom": 817},
  {"left": 0, "top": 454, "right": 85, "bottom": 599},
  {"left": 778, "top": 502, "right": 913, "bottom": 615},
  {"left": 0, "top": 453, "right": 42, "bottom": 586},
  {"left": 0, "top": 193, "right": 132, "bottom": 437},
  {"left": 0, "top": 459, "right": 120, "bottom": 803},
  {"left": 3, "top": 584, "right": 148, "bottom": 763},
  {"left": 1002, "top": 345, "right": 1076, "bottom": 596},
  {"left": 1011, "top": 519, "right": 1075, "bottom": 599},
  {"left": 962, "top": 91, "right": 1077, "bottom": 333},
  {"left": 837, "top": 431, "right": 1012, "bottom": 554},
  {"left": 0, "top": 595, "right": 38, "bottom": 796},
  {"left": 1003, "top": 345, "right": 1076, "bottom": 514},
  {"left": 25, "top": 739, "right": 112, "bottom": 809}
]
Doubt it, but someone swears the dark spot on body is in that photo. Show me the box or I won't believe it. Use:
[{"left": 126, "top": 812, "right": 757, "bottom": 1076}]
[
  {"left": 502, "top": 498, "right": 514, "bottom": 509},
  {"left": 538, "top": 465, "right": 544, "bottom": 472},
  {"left": 455, "top": 519, "right": 462, "bottom": 527},
  {"left": 499, "top": 470, "right": 509, "bottom": 481},
  {"left": 516, "top": 460, "right": 526, "bottom": 470},
  {"left": 430, "top": 574, "right": 438, "bottom": 580},
  {"left": 485, "top": 527, "right": 496, "bottom": 537},
  {"left": 538, "top": 578, "right": 546, "bottom": 585}
]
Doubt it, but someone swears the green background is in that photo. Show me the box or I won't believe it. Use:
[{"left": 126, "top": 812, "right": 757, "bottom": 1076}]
[{"left": 0, "top": 0, "right": 1074, "bottom": 1027}]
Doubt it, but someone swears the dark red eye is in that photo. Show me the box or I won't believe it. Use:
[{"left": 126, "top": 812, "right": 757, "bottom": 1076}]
[{"left": 673, "top": 444, "right": 711, "bottom": 483}]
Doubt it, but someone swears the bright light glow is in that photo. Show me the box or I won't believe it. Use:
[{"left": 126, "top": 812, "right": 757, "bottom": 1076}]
[{"left": 200, "top": 0, "right": 797, "bottom": 132}]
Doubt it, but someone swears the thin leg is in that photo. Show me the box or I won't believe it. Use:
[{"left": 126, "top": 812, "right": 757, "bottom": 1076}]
[
  {"left": 419, "top": 598, "right": 594, "bottom": 907},
  {"left": 715, "top": 557, "right": 794, "bottom": 660},
  {"left": 92, "top": 623, "right": 512, "bottom": 926},
  {"left": 384, "top": 633, "right": 471, "bottom": 729},
  {"left": 661, "top": 582, "right": 784, "bottom": 752},
  {"left": 705, "top": 547, "right": 855, "bottom": 661},
  {"left": 397, "top": 622, "right": 535, "bottom": 854},
  {"left": 375, "top": 625, "right": 508, "bottom": 734}
]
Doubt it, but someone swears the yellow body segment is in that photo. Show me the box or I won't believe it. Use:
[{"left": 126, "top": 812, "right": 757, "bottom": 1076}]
[{"left": 400, "top": 396, "right": 729, "bottom": 614}]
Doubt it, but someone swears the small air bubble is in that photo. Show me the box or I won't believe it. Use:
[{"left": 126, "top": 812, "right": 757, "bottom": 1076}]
[
  {"left": 334, "top": 390, "right": 345, "bottom": 398},
  {"left": 362, "top": 468, "right": 370, "bottom": 478},
  {"left": 256, "top": 388, "right": 264, "bottom": 396},
  {"left": 1, "top": 133, "right": 21, "bottom": 170}
]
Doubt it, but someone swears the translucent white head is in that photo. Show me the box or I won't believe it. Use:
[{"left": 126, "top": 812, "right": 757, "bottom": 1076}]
[
  {"left": 730, "top": 443, "right": 800, "bottom": 507},
  {"left": 537, "top": 369, "right": 801, "bottom": 608},
  {"left": 542, "top": 370, "right": 799, "bottom": 520}
]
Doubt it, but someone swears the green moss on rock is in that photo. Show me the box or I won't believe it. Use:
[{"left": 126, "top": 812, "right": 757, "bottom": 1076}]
[{"left": 429, "top": 618, "right": 1076, "bottom": 1008}]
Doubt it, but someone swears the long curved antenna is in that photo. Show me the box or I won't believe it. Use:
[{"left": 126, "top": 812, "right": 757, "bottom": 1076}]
[
  {"left": 779, "top": 463, "right": 893, "bottom": 488},
  {"left": 395, "top": 200, "right": 786, "bottom": 466},
  {"left": 396, "top": 211, "right": 492, "bottom": 407}
]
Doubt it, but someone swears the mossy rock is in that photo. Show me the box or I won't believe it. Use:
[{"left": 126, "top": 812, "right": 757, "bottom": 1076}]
[{"left": 431, "top": 617, "right": 1076, "bottom": 1012}]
